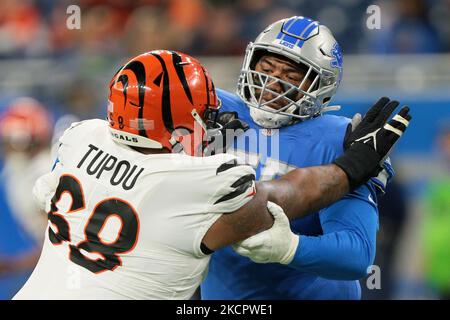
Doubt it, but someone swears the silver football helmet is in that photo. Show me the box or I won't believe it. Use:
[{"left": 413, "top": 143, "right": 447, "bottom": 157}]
[{"left": 237, "top": 16, "right": 343, "bottom": 128}]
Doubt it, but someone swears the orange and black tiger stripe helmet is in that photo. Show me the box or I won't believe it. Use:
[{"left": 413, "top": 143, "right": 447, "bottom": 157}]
[
  {"left": 0, "top": 97, "right": 52, "bottom": 150},
  {"left": 108, "top": 50, "right": 219, "bottom": 156}
]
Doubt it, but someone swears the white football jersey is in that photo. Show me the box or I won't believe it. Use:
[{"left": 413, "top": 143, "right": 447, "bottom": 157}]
[{"left": 14, "top": 119, "right": 256, "bottom": 300}]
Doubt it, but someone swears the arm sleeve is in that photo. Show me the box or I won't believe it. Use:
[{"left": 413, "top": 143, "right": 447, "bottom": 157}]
[
  {"left": 163, "top": 155, "right": 256, "bottom": 258},
  {"left": 287, "top": 183, "right": 379, "bottom": 280},
  {"left": 207, "top": 161, "right": 256, "bottom": 214},
  {"left": 33, "top": 121, "right": 87, "bottom": 212}
]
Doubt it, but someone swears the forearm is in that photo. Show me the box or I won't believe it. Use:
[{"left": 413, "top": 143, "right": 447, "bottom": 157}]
[
  {"left": 204, "top": 164, "right": 353, "bottom": 251},
  {"left": 288, "top": 194, "right": 377, "bottom": 280},
  {"left": 202, "top": 186, "right": 274, "bottom": 251},
  {"left": 263, "top": 164, "right": 349, "bottom": 220},
  {"left": 232, "top": 183, "right": 378, "bottom": 270},
  {"left": 288, "top": 231, "right": 374, "bottom": 280}
]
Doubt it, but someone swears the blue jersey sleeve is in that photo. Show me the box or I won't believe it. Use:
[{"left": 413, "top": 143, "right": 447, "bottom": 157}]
[{"left": 287, "top": 183, "right": 378, "bottom": 280}]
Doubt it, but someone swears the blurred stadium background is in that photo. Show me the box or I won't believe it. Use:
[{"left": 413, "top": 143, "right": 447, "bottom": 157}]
[{"left": 0, "top": 0, "right": 449, "bottom": 300}]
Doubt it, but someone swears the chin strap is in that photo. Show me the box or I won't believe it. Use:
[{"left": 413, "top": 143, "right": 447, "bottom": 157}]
[
  {"left": 191, "top": 109, "right": 207, "bottom": 132},
  {"left": 322, "top": 105, "right": 341, "bottom": 113}
]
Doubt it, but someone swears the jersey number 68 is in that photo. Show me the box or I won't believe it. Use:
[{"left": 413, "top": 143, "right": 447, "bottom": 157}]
[{"left": 48, "top": 174, "right": 140, "bottom": 274}]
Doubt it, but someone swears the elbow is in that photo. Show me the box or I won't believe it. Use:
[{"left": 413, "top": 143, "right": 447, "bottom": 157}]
[
  {"left": 338, "top": 257, "right": 372, "bottom": 281},
  {"left": 343, "top": 236, "right": 376, "bottom": 280},
  {"left": 345, "top": 261, "right": 372, "bottom": 280}
]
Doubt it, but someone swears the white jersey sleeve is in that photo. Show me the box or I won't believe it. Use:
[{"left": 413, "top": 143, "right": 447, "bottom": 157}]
[
  {"left": 33, "top": 170, "right": 59, "bottom": 212},
  {"left": 138, "top": 153, "right": 256, "bottom": 259},
  {"left": 206, "top": 158, "right": 256, "bottom": 214},
  {"left": 33, "top": 121, "right": 88, "bottom": 212}
]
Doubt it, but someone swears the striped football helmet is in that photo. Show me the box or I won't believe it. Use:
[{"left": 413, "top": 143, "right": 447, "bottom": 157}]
[
  {"left": 108, "top": 50, "right": 220, "bottom": 156},
  {"left": 237, "top": 16, "right": 343, "bottom": 128}
]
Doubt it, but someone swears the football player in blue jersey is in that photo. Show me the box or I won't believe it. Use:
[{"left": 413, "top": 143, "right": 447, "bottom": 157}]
[{"left": 201, "top": 16, "right": 399, "bottom": 300}]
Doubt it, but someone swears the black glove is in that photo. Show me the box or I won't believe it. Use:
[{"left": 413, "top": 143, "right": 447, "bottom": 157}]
[
  {"left": 333, "top": 97, "right": 412, "bottom": 190},
  {"left": 203, "top": 112, "right": 249, "bottom": 156}
]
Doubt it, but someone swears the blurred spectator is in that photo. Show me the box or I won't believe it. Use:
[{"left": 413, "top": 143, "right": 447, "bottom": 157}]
[
  {"left": 193, "top": 4, "right": 244, "bottom": 55},
  {"left": 77, "top": 5, "right": 124, "bottom": 57},
  {"left": 0, "top": 0, "right": 447, "bottom": 58},
  {"left": 57, "top": 77, "right": 105, "bottom": 120},
  {"left": 0, "top": 0, "right": 49, "bottom": 58},
  {"left": 122, "top": 6, "right": 181, "bottom": 57},
  {"left": 47, "top": 2, "right": 80, "bottom": 58},
  {"left": 0, "top": 97, "right": 53, "bottom": 298},
  {"left": 167, "top": 0, "right": 206, "bottom": 32},
  {"left": 361, "top": 177, "right": 409, "bottom": 300},
  {"left": 421, "top": 122, "right": 450, "bottom": 299},
  {"left": 366, "top": 0, "right": 443, "bottom": 54},
  {"left": 237, "top": 0, "right": 277, "bottom": 41},
  {"left": 261, "top": 7, "right": 297, "bottom": 32},
  {"left": 0, "top": 98, "right": 52, "bottom": 241}
]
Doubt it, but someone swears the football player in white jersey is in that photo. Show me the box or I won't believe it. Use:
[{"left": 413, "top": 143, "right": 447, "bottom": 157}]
[{"left": 13, "top": 50, "right": 411, "bottom": 300}]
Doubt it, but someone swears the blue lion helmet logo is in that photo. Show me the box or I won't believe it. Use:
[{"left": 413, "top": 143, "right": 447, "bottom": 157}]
[{"left": 330, "top": 42, "right": 343, "bottom": 84}]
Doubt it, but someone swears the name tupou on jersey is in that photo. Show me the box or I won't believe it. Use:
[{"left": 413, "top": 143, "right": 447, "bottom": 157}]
[{"left": 14, "top": 119, "right": 256, "bottom": 300}]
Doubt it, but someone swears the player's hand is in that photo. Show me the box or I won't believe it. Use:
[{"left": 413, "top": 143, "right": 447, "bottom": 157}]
[
  {"left": 344, "top": 97, "right": 411, "bottom": 160},
  {"left": 333, "top": 97, "right": 412, "bottom": 190},
  {"left": 233, "top": 201, "right": 299, "bottom": 265},
  {"left": 204, "top": 112, "right": 249, "bottom": 155}
]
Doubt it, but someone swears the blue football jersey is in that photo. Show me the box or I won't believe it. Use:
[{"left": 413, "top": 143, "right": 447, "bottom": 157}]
[{"left": 201, "top": 89, "right": 387, "bottom": 300}]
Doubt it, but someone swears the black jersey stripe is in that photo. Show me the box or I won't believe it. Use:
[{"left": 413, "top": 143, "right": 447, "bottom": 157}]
[
  {"left": 216, "top": 159, "right": 239, "bottom": 175},
  {"left": 230, "top": 174, "right": 256, "bottom": 188},
  {"left": 214, "top": 174, "right": 256, "bottom": 205}
]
